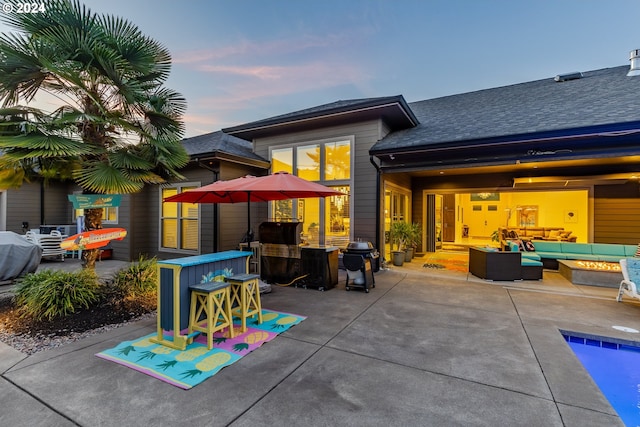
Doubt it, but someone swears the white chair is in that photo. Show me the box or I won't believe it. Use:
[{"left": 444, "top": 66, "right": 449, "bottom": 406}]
[
  {"left": 617, "top": 258, "right": 640, "bottom": 302},
  {"left": 37, "top": 230, "right": 67, "bottom": 261}
]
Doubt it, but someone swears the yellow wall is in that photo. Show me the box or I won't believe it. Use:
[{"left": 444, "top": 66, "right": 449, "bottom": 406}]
[{"left": 457, "top": 190, "right": 588, "bottom": 242}]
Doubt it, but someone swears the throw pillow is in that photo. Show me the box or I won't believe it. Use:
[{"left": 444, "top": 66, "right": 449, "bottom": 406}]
[
  {"left": 507, "top": 240, "right": 520, "bottom": 252},
  {"left": 549, "top": 230, "right": 561, "bottom": 238},
  {"left": 560, "top": 231, "right": 572, "bottom": 238},
  {"left": 511, "top": 239, "right": 525, "bottom": 252},
  {"left": 524, "top": 240, "right": 536, "bottom": 252},
  {"left": 635, "top": 244, "right": 640, "bottom": 257}
]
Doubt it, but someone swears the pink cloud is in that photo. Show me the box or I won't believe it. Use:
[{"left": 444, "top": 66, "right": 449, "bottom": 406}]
[
  {"left": 195, "top": 60, "right": 368, "bottom": 109},
  {"left": 173, "top": 33, "right": 346, "bottom": 65}
]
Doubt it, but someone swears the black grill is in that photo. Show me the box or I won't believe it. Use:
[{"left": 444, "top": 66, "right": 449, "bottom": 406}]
[{"left": 343, "top": 241, "right": 380, "bottom": 272}]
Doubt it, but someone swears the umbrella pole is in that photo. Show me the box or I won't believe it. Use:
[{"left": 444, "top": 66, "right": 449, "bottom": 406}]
[{"left": 246, "top": 192, "right": 253, "bottom": 242}]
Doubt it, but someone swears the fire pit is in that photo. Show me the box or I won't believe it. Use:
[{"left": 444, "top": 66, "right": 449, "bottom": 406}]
[
  {"left": 574, "top": 261, "right": 621, "bottom": 271},
  {"left": 558, "top": 259, "right": 622, "bottom": 288}
]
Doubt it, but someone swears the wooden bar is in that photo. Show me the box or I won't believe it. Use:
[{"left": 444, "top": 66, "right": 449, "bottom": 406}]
[{"left": 151, "top": 250, "right": 251, "bottom": 350}]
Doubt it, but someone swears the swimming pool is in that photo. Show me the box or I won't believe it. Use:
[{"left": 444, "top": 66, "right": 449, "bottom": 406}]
[{"left": 563, "top": 331, "right": 640, "bottom": 427}]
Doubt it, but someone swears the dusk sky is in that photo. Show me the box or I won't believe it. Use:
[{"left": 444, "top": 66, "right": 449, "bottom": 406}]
[{"left": 2, "top": 0, "right": 639, "bottom": 137}]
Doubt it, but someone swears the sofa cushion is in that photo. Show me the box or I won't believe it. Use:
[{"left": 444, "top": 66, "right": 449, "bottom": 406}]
[
  {"left": 521, "top": 252, "right": 541, "bottom": 261},
  {"left": 532, "top": 241, "right": 562, "bottom": 253},
  {"left": 564, "top": 254, "right": 600, "bottom": 261},
  {"left": 521, "top": 258, "right": 543, "bottom": 266},
  {"left": 548, "top": 230, "right": 561, "bottom": 239},
  {"left": 561, "top": 243, "right": 592, "bottom": 254},
  {"left": 598, "top": 255, "right": 627, "bottom": 262},
  {"left": 535, "top": 251, "right": 567, "bottom": 260},
  {"left": 625, "top": 245, "right": 639, "bottom": 257},
  {"left": 507, "top": 240, "right": 525, "bottom": 252},
  {"left": 591, "top": 243, "right": 626, "bottom": 256}
]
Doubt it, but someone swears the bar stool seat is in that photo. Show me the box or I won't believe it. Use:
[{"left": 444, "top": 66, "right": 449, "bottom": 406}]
[
  {"left": 225, "top": 274, "right": 263, "bottom": 332},
  {"left": 188, "top": 281, "right": 234, "bottom": 350}
]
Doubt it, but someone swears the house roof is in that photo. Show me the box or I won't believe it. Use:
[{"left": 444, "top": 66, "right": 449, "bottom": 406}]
[
  {"left": 181, "top": 131, "right": 269, "bottom": 167},
  {"left": 223, "top": 95, "right": 418, "bottom": 140},
  {"left": 371, "top": 65, "right": 640, "bottom": 154}
]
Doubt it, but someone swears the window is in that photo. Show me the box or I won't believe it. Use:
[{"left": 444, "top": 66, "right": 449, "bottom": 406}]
[
  {"left": 101, "top": 207, "right": 118, "bottom": 224},
  {"left": 271, "top": 148, "right": 293, "bottom": 173},
  {"left": 160, "top": 184, "right": 199, "bottom": 252},
  {"left": 296, "top": 144, "right": 320, "bottom": 181},
  {"left": 325, "top": 140, "right": 350, "bottom": 180},
  {"left": 269, "top": 137, "right": 352, "bottom": 246}
]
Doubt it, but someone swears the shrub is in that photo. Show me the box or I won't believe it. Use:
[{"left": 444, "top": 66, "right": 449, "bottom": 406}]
[
  {"left": 15, "top": 269, "right": 101, "bottom": 320},
  {"left": 113, "top": 255, "right": 158, "bottom": 299}
]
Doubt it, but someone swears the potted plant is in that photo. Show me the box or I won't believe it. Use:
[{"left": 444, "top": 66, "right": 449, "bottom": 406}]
[
  {"left": 405, "top": 222, "right": 422, "bottom": 261},
  {"left": 390, "top": 221, "right": 410, "bottom": 266}
]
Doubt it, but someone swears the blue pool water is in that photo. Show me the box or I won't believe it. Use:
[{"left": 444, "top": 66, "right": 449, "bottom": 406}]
[{"left": 564, "top": 332, "right": 640, "bottom": 427}]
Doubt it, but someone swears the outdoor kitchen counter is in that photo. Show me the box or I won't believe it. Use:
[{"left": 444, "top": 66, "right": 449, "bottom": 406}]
[{"left": 152, "top": 250, "right": 251, "bottom": 350}]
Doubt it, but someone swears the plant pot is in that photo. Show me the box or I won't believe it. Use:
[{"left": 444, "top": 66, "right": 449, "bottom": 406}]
[
  {"left": 404, "top": 247, "right": 414, "bottom": 262},
  {"left": 392, "top": 251, "right": 405, "bottom": 266}
]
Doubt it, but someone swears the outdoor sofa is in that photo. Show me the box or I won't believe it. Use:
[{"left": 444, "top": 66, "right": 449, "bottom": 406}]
[
  {"left": 506, "top": 240, "right": 638, "bottom": 269},
  {"left": 469, "top": 246, "right": 542, "bottom": 281}
]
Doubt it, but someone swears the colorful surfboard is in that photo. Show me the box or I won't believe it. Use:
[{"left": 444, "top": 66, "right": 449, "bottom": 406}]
[{"left": 60, "top": 228, "right": 127, "bottom": 250}]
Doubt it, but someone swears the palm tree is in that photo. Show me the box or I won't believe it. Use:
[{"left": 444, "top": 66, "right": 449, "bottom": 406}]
[{"left": 0, "top": 0, "right": 189, "bottom": 268}]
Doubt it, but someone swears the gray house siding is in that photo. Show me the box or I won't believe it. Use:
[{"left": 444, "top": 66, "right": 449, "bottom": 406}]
[
  {"left": 593, "top": 183, "right": 640, "bottom": 244},
  {"left": 4, "top": 181, "right": 74, "bottom": 234},
  {"left": 107, "top": 193, "right": 130, "bottom": 261},
  {"left": 5, "top": 181, "right": 41, "bottom": 233},
  {"left": 252, "top": 120, "right": 388, "bottom": 246}
]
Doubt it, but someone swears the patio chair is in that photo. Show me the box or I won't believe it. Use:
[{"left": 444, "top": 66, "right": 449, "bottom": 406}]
[
  {"left": 36, "top": 230, "right": 66, "bottom": 261},
  {"left": 617, "top": 258, "right": 640, "bottom": 302}
]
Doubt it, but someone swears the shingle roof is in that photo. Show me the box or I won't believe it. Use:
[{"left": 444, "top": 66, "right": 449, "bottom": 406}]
[
  {"left": 223, "top": 95, "right": 417, "bottom": 138},
  {"left": 181, "top": 131, "right": 268, "bottom": 164},
  {"left": 371, "top": 65, "right": 640, "bottom": 153}
]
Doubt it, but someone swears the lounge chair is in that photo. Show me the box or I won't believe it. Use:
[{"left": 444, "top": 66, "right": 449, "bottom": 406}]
[
  {"left": 25, "top": 230, "right": 66, "bottom": 261},
  {"left": 617, "top": 258, "right": 640, "bottom": 302}
]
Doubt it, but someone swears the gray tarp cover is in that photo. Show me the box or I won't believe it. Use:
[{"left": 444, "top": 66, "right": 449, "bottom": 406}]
[{"left": 0, "top": 231, "right": 42, "bottom": 281}]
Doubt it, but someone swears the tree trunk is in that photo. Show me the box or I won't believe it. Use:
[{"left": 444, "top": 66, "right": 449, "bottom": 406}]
[{"left": 82, "top": 207, "right": 103, "bottom": 269}]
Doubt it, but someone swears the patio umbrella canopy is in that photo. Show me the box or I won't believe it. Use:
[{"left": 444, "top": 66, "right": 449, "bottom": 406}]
[{"left": 164, "top": 171, "right": 345, "bottom": 240}]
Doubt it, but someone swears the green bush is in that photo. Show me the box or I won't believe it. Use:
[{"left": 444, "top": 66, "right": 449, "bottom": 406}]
[
  {"left": 113, "top": 255, "right": 158, "bottom": 299},
  {"left": 15, "top": 269, "right": 101, "bottom": 320}
]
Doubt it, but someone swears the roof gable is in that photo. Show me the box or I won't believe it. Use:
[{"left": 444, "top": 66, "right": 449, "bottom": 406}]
[
  {"left": 181, "top": 131, "right": 269, "bottom": 165},
  {"left": 223, "top": 95, "right": 418, "bottom": 140}
]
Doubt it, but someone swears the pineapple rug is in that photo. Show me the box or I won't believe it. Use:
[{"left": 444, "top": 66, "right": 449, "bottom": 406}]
[{"left": 96, "top": 309, "right": 305, "bottom": 389}]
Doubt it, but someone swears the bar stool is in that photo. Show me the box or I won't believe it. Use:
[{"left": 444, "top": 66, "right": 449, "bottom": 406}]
[
  {"left": 225, "top": 274, "right": 263, "bottom": 332},
  {"left": 188, "top": 282, "right": 234, "bottom": 350}
]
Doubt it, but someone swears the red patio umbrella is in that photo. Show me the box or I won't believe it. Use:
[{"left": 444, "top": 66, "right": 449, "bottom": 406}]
[{"left": 164, "top": 171, "right": 345, "bottom": 240}]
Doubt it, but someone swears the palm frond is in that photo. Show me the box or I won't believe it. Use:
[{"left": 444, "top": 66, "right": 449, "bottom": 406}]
[
  {"left": 0, "top": 133, "right": 95, "bottom": 157},
  {"left": 73, "top": 161, "right": 144, "bottom": 194},
  {"left": 122, "top": 169, "right": 166, "bottom": 184},
  {"left": 108, "top": 148, "right": 153, "bottom": 170}
]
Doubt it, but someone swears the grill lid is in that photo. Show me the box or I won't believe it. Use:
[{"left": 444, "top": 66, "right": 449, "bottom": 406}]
[{"left": 346, "top": 241, "right": 374, "bottom": 250}]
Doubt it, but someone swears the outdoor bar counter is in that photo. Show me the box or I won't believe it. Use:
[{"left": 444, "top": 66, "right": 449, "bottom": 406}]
[{"left": 152, "top": 250, "right": 251, "bottom": 350}]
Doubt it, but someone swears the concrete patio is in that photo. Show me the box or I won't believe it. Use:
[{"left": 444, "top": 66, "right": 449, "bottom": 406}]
[{"left": 1, "top": 259, "right": 638, "bottom": 426}]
